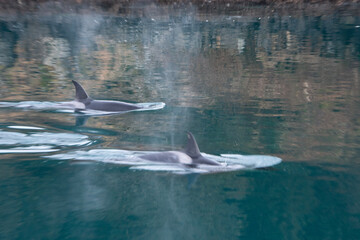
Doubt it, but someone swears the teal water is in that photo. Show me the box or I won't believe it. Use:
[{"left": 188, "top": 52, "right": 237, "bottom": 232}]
[{"left": 0, "top": 5, "right": 359, "bottom": 239}]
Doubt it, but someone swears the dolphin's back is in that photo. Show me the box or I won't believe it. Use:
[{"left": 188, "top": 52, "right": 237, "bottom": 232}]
[
  {"left": 87, "top": 100, "right": 141, "bottom": 111},
  {"left": 140, "top": 151, "right": 192, "bottom": 164},
  {"left": 72, "top": 80, "right": 141, "bottom": 112}
]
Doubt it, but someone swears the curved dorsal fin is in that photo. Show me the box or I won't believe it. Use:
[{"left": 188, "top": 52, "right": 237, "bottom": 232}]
[
  {"left": 184, "top": 131, "right": 202, "bottom": 158},
  {"left": 72, "top": 80, "right": 89, "bottom": 101}
]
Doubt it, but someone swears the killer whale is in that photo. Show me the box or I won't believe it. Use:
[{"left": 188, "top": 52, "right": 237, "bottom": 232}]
[
  {"left": 71, "top": 80, "right": 142, "bottom": 112},
  {"left": 139, "top": 132, "right": 221, "bottom": 166}
]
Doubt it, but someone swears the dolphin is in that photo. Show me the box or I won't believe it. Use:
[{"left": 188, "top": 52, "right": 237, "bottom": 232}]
[
  {"left": 71, "top": 80, "right": 142, "bottom": 112},
  {"left": 139, "top": 132, "right": 221, "bottom": 166}
]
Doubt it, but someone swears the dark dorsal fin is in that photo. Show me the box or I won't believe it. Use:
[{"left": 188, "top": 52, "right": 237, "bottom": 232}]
[
  {"left": 184, "top": 131, "right": 202, "bottom": 158},
  {"left": 72, "top": 80, "right": 90, "bottom": 101}
]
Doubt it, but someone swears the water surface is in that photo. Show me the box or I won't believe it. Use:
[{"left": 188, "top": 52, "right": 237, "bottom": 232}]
[{"left": 0, "top": 5, "right": 359, "bottom": 239}]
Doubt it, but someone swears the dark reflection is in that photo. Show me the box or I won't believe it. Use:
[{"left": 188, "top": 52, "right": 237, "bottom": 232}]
[
  {"left": 0, "top": 5, "right": 359, "bottom": 240},
  {"left": 0, "top": 160, "right": 359, "bottom": 239},
  {"left": 0, "top": 22, "right": 17, "bottom": 70},
  {"left": 75, "top": 115, "right": 89, "bottom": 126}
]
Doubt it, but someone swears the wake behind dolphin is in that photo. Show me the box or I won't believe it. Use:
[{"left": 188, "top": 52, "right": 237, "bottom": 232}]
[{"left": 0, "top": 80, "right": 165, "bottom": 115}]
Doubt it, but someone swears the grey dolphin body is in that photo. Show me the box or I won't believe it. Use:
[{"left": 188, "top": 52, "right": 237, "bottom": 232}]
[
  {"left": 139, "top": 132, "right": 221, "bottom": 166},
  {"left": 72, "top": 80, "right": 142, "bottom": 112}
]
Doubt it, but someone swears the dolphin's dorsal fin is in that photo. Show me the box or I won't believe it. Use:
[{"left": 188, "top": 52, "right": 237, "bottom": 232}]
[
  {"left": 184, "top": 132, "right": 202, "bottom": 158},
  {"left": 72, "top": 80, "right": 90, "bottom": 101}
]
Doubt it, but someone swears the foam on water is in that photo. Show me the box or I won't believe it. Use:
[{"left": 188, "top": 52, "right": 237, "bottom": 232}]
[{"left": 47, "top": 149, "right": 282, "bottom": 174}]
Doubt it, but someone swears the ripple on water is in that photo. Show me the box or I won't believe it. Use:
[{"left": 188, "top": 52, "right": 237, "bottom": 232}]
[
  {"left": 0, "top": 145, "right": 59, "bottom": 154},
  {"left": 0, "top": 127, "right": 93, "bottom": 154}
]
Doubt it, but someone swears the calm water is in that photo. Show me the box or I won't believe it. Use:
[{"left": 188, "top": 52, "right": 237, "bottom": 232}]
[{"left": 0, "top": 5, "right": 359, "bottom": 239}]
